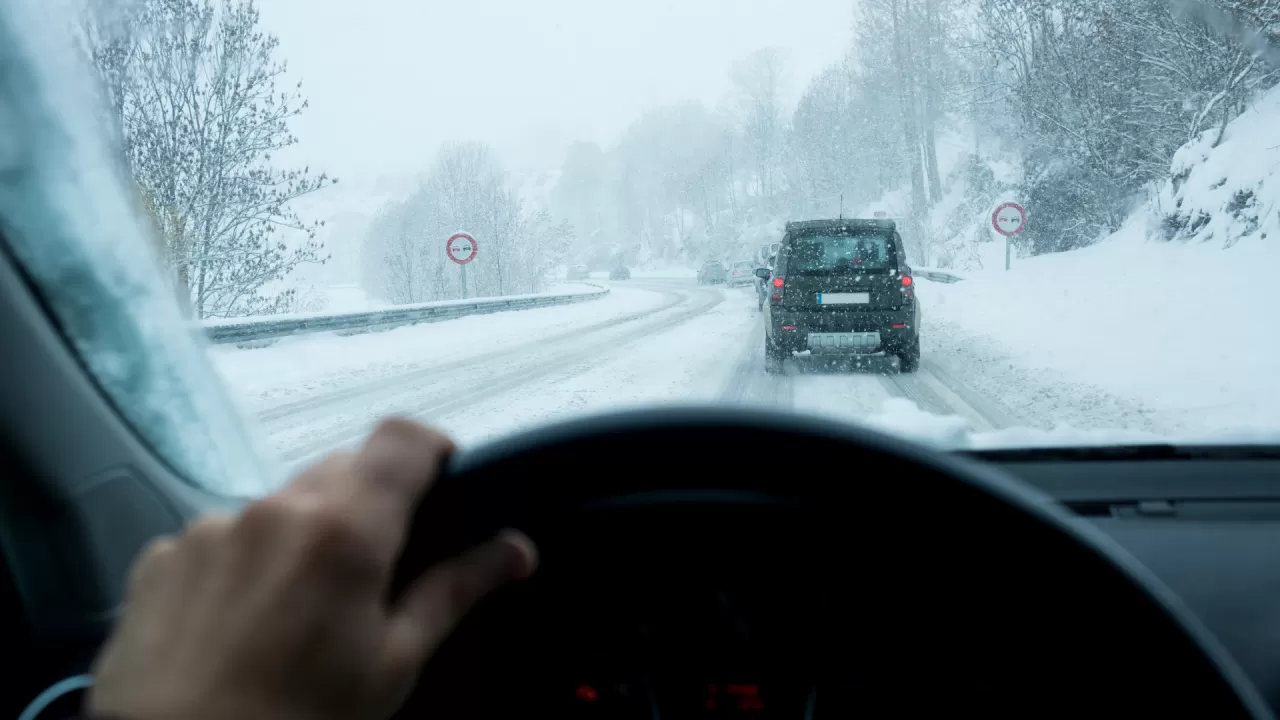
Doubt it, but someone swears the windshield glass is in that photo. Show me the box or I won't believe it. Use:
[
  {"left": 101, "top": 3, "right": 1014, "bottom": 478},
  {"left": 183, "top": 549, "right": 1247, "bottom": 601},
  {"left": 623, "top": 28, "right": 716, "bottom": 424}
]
[{"left": 4, "top": 0, "right": 1279, "bottom": 495}]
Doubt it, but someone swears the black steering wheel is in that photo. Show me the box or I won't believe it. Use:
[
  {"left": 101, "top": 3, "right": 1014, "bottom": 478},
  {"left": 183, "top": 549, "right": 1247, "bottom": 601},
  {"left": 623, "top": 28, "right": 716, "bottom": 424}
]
[{"left": 390, "top": 407, "right": 1272, "bottom": 719}]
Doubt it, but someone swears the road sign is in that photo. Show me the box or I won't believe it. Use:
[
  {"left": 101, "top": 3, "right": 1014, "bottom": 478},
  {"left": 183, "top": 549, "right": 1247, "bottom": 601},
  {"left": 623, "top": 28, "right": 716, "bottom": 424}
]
[
  {"left": 991, "top": 202, "right": 1026, "bottom": 237},
  {"left": 446, "top": 232, "right": 478, "bottom": 265}
]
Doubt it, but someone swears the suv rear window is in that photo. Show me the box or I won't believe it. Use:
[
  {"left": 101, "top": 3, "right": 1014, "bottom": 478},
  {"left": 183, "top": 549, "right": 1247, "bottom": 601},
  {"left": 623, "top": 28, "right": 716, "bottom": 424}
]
[{"left": 787, "top": 231, "right": 895, "bottom": 273}]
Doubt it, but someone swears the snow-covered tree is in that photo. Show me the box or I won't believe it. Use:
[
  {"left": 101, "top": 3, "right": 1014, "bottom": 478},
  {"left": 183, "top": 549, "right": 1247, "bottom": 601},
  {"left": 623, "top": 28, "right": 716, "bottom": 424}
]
[
  {"left": 361, "top": 142, "right": 568, "bottom": 302},
  {"left": 80, "top": 0, "right": 335, "bottom": 318}
]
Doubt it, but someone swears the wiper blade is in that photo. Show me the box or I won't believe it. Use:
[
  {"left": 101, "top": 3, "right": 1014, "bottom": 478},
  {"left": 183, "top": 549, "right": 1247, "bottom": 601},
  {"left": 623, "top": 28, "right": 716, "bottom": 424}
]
[{"left": 962, "top": 444, "right": 1280, "bottom": 462}]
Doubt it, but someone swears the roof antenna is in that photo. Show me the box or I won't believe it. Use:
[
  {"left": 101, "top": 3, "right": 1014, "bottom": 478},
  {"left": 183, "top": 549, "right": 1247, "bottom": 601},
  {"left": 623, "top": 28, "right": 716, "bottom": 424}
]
[{"left": 838, "top": 193, "right": 844, "bottom": 220}]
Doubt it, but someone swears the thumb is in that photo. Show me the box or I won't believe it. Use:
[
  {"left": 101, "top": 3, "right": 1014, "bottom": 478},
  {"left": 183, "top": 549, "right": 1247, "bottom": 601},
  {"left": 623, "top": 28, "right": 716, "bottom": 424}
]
[{"left": 384, "top": 530, "right": 538, "bottom": 673}]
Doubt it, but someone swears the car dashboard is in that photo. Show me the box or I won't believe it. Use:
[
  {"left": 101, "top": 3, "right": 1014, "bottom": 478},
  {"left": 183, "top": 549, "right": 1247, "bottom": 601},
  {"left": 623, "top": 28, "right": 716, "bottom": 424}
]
[
  {"left": 10, "top": 447, "right": 1280, "bottom": 720},
  {"left": 979, "top": 445, "right": 1280, "bottom": 709}
]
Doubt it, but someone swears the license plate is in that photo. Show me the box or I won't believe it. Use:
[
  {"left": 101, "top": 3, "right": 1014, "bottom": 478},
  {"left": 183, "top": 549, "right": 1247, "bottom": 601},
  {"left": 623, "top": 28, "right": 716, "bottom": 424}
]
[
  {"left": 807, "top": 332, "right": 881, "bottom": 351},
  {"left": 816, "top": 293, "right": 869, "bottom": 305}
]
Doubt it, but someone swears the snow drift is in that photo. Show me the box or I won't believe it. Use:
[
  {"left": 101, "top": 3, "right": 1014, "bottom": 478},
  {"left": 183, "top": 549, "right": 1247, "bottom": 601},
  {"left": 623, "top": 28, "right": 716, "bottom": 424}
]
[{"left": 914, "top": 84, "right": 1280, "bottom": 446}]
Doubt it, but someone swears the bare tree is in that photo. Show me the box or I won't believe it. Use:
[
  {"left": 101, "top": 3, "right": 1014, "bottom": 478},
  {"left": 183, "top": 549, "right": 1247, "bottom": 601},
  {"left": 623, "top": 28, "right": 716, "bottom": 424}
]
[
  {"left": 84, "top": 0, "right": 335, "bottom": 318},
  {"left": 731, "top": 48, "right": 788, "bottom": 208},
  {"left": 362, "top": 142, "right": 553, "bottom": 302}
]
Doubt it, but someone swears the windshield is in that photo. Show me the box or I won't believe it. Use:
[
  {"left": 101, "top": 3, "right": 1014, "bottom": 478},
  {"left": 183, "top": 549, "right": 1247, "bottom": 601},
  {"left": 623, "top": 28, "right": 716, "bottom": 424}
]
[{"left": 3, "top": 0, "right": 1279, "bottom": 495}]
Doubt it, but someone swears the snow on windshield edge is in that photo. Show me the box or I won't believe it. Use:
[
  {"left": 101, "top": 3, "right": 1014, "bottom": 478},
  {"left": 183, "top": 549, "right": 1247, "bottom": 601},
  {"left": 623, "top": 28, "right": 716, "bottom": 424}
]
[{"left": 0, "top": 0, "right": 271, "bottom": 496}]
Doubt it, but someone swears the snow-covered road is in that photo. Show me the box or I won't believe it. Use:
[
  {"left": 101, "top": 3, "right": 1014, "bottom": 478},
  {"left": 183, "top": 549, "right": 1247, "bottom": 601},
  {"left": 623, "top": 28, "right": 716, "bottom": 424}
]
[{"left": 212, "top": 278, "right": 1030, "bottom": 476}]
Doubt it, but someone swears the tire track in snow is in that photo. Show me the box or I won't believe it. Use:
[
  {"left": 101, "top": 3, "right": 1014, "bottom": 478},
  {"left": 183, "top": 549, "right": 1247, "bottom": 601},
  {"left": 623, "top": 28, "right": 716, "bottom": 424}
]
[
  {"left": 717, "top": 314, "right": 795, "bottom": 409},
  {"left": 256, "top": 283, "right": 688, "bottom": 424},
  {"left": 718, "top": 320, "right": 1011, "bottom": 434},
  {"left": 272, "top": 284, "right": 727, "bottom": 468}
]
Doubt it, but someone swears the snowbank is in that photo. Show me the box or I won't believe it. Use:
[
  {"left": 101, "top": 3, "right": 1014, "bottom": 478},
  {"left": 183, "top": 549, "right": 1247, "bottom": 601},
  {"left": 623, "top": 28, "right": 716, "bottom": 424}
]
[
  {"left": 202, "top": 282, "right": 603, "bottom": 326},
  {"left": 921, "top": 86, "right": 1280, "bottom": 444},
  {"left": 210, "top": 285, "right": 667, "bottom": 412},
  {"left": 1157, "top": 85, "right": 1280, "bottom": 248}
]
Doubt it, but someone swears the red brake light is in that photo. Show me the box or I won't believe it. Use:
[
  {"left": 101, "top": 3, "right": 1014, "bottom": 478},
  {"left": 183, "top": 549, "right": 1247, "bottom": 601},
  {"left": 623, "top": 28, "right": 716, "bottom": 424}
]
[
  {"left": 901, "top": 275, "right": 913, "bottom": 287},
  {"left": 576, "top": 685, "right": 598, "bottom": 702},
  {"left": 772, "top": 277, "right": 784, "bottom": 288}
]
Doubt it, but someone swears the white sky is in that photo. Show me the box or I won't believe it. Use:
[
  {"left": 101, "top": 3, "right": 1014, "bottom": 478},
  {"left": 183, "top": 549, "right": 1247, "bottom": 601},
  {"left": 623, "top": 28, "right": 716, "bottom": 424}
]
[{"left": 258, "top": 0, "right": 854, "bottom": 185}]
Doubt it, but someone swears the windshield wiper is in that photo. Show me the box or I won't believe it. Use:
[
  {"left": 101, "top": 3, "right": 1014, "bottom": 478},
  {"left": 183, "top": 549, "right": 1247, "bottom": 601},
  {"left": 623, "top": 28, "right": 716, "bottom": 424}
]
[{"left": 963, "top": 444, "right": 1280, "bottom": 462}]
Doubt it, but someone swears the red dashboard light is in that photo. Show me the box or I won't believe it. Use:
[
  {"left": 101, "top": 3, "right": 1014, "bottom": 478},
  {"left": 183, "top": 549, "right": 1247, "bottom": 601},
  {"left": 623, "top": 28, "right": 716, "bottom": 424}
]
[
  {"left": 728, "top": 684, "right": 764, "bottom": 711},
  {"left": 575, "top": 684, "right": 598, "bottom": 702}
]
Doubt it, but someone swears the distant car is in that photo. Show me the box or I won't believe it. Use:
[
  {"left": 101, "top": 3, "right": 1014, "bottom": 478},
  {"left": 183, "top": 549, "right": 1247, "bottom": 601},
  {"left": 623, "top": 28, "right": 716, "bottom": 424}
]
[
  {"left": 761, "top": 218, "right": 920, "bottom": 374},
  {"left": 697, "top": 261, "right": 726, "bottom": 285},
  {"left": 726, "top": 260, "right": 756, "bottom": 288},
  {"left": 567, "top": 265, "right": 590, "bottom": 281},
  {"left": 609, "top": 266, "right": 631, "bottom": 280}
]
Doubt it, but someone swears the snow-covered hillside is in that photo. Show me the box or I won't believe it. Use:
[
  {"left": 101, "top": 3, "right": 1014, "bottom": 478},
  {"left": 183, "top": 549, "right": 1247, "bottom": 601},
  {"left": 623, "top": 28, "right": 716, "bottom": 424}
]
[
  {"left": 1156, "top": 85, "right": 1280, "bottom": 248},
  {"left": 919, "top": 84, "right": 1280, "bottom": 443}
]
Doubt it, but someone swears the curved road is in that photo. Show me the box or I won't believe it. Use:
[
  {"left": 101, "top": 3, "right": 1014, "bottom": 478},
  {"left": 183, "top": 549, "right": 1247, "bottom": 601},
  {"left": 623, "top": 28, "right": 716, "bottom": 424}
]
[{"left": 214, "top": 278, "right": 1018, "bottom": 474}]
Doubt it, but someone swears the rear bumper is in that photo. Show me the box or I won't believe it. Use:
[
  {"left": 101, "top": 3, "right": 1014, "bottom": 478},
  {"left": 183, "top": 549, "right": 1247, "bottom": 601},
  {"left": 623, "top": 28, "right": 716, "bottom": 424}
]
[{"left": 768, "top": 306, "right": 918, "bottom": 354}]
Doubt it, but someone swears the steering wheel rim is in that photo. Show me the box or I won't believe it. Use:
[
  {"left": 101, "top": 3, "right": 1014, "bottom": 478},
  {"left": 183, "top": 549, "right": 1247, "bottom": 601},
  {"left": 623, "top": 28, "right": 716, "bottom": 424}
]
[{"left": 392, "top": 405, "right": 1274, "bottom": 719}]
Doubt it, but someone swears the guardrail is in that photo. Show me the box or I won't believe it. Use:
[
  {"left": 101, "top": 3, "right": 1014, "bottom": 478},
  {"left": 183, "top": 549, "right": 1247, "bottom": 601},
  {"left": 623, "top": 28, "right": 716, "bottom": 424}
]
[
  {"left": 916, "top": 269, "right": 964, "bottom": 284},
  {"left": 203, "top": 283, "right": 610, "bottom": 345},
  {"left": 916, "top": 266, "right": 962, "bottom": 283}
]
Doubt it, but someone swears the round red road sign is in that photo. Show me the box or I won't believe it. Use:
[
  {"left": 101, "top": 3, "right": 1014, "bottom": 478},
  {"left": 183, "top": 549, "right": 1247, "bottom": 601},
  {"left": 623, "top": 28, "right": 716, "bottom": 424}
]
[
  {"left": 446, "top": 232, "right": 478, "bottom": 265},
  {"left": 991, "top": 202, "right": 1026, "bottom": 237}
]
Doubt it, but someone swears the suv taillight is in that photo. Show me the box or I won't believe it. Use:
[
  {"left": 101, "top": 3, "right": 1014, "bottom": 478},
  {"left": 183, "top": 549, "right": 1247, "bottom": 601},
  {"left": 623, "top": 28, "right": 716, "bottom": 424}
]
[
  {"left": 901, "top": 275, "right": 913, "bottom": 287},
  {"left": 772, "top": 277, "right": 785, "bottom": 288},
  {"left": 770, "top": 276, "right": 784, "bottom": 303}
]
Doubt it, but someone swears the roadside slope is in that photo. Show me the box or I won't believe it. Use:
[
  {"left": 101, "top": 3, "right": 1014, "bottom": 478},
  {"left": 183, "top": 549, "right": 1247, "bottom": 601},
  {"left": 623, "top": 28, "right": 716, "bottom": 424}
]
[{"left": 920, "top": 85, "right": 1280, "bottom": 444}]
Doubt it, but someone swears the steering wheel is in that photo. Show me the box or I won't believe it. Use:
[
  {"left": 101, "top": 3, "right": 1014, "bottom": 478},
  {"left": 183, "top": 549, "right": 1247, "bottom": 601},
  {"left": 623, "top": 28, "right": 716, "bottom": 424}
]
[{"left": 390, "top": 407, "right": 1272, "bottom": 719}]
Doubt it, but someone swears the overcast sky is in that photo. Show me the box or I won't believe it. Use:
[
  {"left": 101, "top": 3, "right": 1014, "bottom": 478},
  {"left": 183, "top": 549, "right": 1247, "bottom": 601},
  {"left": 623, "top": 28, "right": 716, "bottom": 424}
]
[{"left": 257, "top": 0, "right": 854, "bottom": 188}]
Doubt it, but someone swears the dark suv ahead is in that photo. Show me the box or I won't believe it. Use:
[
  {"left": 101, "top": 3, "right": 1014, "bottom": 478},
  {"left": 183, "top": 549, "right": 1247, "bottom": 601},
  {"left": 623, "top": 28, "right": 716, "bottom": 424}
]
[{"left": 757, "top": 219, "right": 920, "bottom": 374}]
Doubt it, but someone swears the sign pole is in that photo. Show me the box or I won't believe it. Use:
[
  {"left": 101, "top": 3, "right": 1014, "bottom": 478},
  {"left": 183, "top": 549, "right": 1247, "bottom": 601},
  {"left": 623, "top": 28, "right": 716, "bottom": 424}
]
[
  {"left": 1005, "top": 236, "right": 1011, "bottom": 271},
  {"left": 991, "top": 202, "right": 1027, "bottom": 272},
  {"left": 446, "top": 232, "right": 478, "bottom": 297}
]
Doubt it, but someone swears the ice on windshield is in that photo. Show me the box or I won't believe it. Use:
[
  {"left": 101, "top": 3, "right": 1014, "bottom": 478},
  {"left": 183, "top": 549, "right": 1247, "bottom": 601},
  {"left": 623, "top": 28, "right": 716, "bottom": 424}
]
[
  {"left": 3, "top": 0, "right": 1279, "bottom": 491},
  {"left": 0, "top": 0, "right": 270, "bottom": 494}
]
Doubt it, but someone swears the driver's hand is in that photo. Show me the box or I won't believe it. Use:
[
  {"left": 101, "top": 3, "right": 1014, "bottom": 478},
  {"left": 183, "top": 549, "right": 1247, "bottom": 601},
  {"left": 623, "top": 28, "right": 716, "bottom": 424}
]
[{"left": 87, "top": 418, "right": 538, "bottom": 720}]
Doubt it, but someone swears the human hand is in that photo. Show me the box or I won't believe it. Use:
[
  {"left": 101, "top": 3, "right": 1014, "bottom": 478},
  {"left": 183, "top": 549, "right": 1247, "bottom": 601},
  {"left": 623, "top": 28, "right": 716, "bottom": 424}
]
[{"left": 88, "top": 418, "right": 537, "bottom": 720}]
